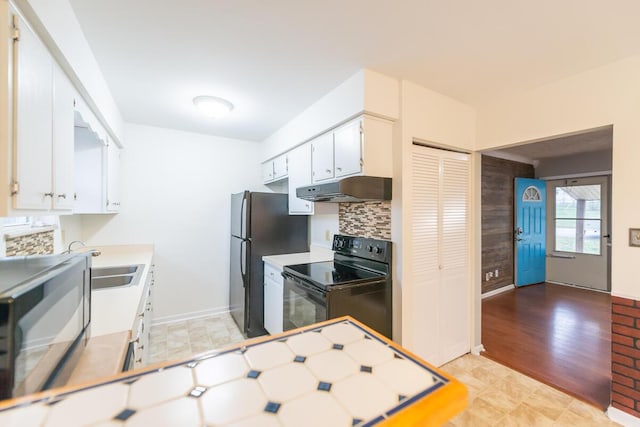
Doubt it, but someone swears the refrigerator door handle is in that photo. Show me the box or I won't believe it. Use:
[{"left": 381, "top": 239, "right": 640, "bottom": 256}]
[
  {"left": 240, "top": 240, "right": 247, "bottom": 285},
  {"left": 240, "top": 192, "right": 248, "bottom": 239}
]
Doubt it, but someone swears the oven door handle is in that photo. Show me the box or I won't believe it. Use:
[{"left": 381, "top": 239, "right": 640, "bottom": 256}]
[{"left": 282, "top": 272, "right": 326, "bottom": 301}]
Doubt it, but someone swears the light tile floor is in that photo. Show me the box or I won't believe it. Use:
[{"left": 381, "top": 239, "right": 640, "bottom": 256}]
[
  {"left": 148, "top": 313, "right": 245, "bottom": 364},
  {"left": 149, "top": 315, "right": 620, "bottom": 426}
]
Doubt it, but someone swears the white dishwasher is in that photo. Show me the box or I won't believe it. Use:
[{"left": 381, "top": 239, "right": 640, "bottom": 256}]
[{"left": 263, "top": 261, "right": 284, "bottom": 334}]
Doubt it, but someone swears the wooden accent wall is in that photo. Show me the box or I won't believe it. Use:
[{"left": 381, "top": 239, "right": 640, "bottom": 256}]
[
  {"left": 611, "top": 296, "right": 640, "bottom": 418},
  {"left": 481, "top": 155, "right": 534, "bottom": 294}
]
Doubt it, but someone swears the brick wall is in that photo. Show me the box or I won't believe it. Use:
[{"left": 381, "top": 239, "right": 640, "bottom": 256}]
[{"left": 611, "top": 296, "right": 640, "bottom": 417}]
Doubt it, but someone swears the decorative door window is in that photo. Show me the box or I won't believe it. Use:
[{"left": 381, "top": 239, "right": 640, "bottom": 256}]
[{"left": 522, "top": 186, "right": 542, "bottom": 201}]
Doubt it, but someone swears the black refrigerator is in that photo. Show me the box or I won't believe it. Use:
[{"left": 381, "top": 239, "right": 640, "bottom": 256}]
[{"left": 230, "top": 191, "right": 309, "bottom": 337}]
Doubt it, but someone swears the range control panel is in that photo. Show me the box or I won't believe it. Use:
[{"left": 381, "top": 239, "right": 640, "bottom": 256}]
[{"left": 332, "top": 234, "right": 392, "bottom": 263}]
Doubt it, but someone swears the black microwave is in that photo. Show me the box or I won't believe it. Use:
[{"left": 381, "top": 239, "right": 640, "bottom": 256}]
[{"left": 0, "top": 253, "right": 91, "bottom": 400}]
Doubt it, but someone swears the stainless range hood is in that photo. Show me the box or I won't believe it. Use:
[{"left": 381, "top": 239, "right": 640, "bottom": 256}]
[{"left": 296, "top": 176, "right": 392, "bottom": 203}]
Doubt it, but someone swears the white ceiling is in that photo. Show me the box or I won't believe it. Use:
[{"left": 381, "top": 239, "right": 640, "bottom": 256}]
[{"left": 68, "top": 0, "right": 640, "bottom": 142}]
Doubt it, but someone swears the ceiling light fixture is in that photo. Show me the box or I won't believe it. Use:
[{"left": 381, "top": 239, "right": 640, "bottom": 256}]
[{"left": 193, "top": 95, "right": 234, "bottom": 119}]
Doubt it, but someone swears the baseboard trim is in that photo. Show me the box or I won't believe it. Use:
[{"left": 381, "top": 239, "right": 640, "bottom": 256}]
[
  {"left": 152, "top": 307, "right": 230, "bottom": 326},
  {"left": 471, "top": 344, "right": 485, "bottom": 356},
  {"left": 482, "top": 284, "right": 515, "bottom": 299},
  {"left": 607, "top": 406, "right": 640, "bottom": 426}
]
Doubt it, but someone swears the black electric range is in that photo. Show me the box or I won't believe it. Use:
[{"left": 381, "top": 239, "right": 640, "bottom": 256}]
[{"left": 282, "top": 234, "right": 392, "bottom": 338}]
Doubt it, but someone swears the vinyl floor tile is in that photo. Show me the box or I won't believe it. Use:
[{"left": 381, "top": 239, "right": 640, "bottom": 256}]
[{"left": 441, "top": 355, "right": 621, "bottom": 427}]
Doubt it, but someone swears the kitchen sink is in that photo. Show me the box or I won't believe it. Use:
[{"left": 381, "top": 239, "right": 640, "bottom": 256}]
[
  {"left": 91, "top": 264, "right": 144, "bottom": 290},
  {"left": 92, "top": 265, "right": 141, "bottom": 277},
  {"left": 92, "top": 275, "right": 134, "bottom": 289}
]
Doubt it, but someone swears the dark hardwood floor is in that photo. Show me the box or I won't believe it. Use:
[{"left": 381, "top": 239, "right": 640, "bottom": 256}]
[{"left": 482, "top": 282, "right": 611, "bottom": 409}]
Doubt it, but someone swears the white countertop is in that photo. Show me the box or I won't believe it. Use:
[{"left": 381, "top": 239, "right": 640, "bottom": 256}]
[
  {"left": 262, "top": 247, "right": 334, "bottom": 270},
  {"left": 87, "top": 244, "right": 154, "bottom": 337}
]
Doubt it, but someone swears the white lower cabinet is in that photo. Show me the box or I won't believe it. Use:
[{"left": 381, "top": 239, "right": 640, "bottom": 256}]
[
  {"left": 132, "top": 263, "right": 154, "bottom": 368},
  {"left": 264, "top": 262, "right": 283, "bottom": 334}
]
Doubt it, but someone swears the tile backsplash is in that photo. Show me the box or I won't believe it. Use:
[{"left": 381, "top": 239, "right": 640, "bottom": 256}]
[
  {"left": 338, "top": 202, "right": 391, "bottom": 240},
  {"left": 5, "top": 230, "right": 54, "bottom": 256}
]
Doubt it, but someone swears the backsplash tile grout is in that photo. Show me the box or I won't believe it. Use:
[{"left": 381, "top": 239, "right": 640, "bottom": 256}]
[
  {"left": 339, "top": 202, "right": 391, "bottom": 240},
  {"left": 5, "top": 230, "right": 54, "bottom": 256}
]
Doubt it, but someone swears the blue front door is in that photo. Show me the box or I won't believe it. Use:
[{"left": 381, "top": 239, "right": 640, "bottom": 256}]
[{"left": 515, "top": 178, "right": 546, "bottom": 286}]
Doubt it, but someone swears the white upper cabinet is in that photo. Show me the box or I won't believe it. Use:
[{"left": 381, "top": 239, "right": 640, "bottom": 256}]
[
  {"left": 262, "top": 153, "right": 288, "bottom": 184},
  {"left": 311, "top": 132, "right": 334, "bottom": 183},
  {"left": 272, "top": 154, "right": 288, "bottom": 180},
  {"left": 311, "top": 115, "right": 392, "bottom": 184},
  {"left": 0, "top": 8, "right": 122, "bottom": 216},
  {"left": 288, "top": 143, "right": 314, "bottom": 215},
  {"left": 11, "top": 13, "right": 75, "bottom": 213},
  {"left": 73, "top": 104, "right": 122, "bottom": 214},
  {"left": 51, "top": 65, "right": 76, "bottom": 210},
  {"left": 12, "top": 13, "right": 53, "bottom": 211},
  {"left": 333, "top": 119, "right": 362, "bottom": 178},
  {"left": 73, "top": 120, "right": 106, "bottom": 214},
  {"left": 106, "top": 142, "right": 120, "bottom": 212},
  {"left": 262, "top": 161, "right": 274, "bottom": 183}
]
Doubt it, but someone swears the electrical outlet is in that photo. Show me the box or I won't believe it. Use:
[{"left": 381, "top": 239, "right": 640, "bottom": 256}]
[
  {"left": 494, "top": 269, "right": 499, "bottom": 278},
  {"left": 325, "top": 229, "right": 331, "bottom": 241}
]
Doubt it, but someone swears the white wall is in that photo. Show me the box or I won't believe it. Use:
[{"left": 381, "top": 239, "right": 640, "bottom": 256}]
[
  {"left": 73, "top": 123, "right": 263, "bottom": 322},
  {"left": 477, "top": 54, "right": 640, "bottom": 300},
  {"left": 308, "top": 203, "right": 339, "bottom": 249}
]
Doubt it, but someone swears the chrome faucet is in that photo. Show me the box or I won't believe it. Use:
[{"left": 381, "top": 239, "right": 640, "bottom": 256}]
[{"left": 63, "top": 240, "right": 101, "bottom": 257}]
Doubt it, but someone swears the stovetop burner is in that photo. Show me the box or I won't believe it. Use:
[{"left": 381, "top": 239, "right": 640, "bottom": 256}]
[{"left": 284, "top": 260, "right": 384, "bottom": 289}]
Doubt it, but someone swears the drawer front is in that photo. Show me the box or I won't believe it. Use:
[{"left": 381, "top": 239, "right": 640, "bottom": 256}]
[{"left": 264, "top": 263, "right": 283, "bottom": 285}]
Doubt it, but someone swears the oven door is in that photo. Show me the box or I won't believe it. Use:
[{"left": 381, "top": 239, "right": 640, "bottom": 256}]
[{"left": 282, "top": 272, "right": 326, "bottom": 331}]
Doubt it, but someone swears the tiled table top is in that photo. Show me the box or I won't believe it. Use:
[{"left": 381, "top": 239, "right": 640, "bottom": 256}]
[{"left": 0, "top": 317, "right": 467, "bottom": 427}]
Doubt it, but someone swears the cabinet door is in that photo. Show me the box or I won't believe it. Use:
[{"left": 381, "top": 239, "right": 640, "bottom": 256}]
[
  {"left": 311, "top": 132, "right": 334, "bottom": 183},
  {"left": 132, "top": 318, "right": 144, "bottom": 368},
  {"left": 288, "top": 144, "right": 313, "bottom": 214},
  {"left": 334, "top": 119, "right": 362, "bottom": 178},
  {"left": 13, "top": 14, "right": 53, "bottom": 210},
  {"left": 52, "top": 66, "right": 75, "bottom": 210},
  {"left": 264, "top": 277, "right": 284, "bottom": 334},
  {"left": 262, "top": 161, "right": 274, "bottom": 183},
  {"left": 273, "top": 154, "right": 288, "bottom": 180},
  {"left": 106, "top": 142, "right": 120, "bottom": 212}
]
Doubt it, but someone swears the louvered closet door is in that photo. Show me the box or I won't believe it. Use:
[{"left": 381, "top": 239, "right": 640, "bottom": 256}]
[
  {"left": 440, "top": 154, "right": 470, "bottom": 364},
  {"left": 410, "top": 144, "right": 470, "bottom": 366},
  {"left": 411, "top": 149, "right": 441, "bottom": 364}
]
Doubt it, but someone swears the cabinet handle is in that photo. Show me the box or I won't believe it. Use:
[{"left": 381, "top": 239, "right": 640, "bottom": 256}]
[
  {"left": 325, "top": 169, "right": 331, "bottom": 173},
  {"left": 44, "top": 192, "right": 54, "bottom": 198},
  {"left": 57, "top": 193, "right": 67, "bottom": 199},
  {"left": 336, "top": 167, "right": 342, "bottom": 171},
  {"left": 135, "top": 358, "right": 142, "bottom": 364}
]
